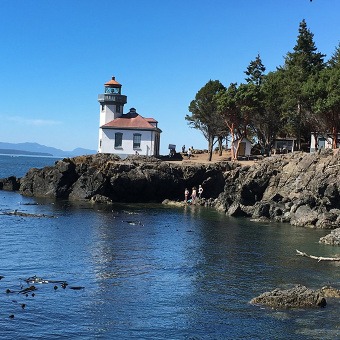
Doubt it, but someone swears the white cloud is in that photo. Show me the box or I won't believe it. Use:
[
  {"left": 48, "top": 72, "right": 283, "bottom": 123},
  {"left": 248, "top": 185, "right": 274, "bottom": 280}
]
[{"left": 8, "top": 116, "right": 62, "bottom": 126}]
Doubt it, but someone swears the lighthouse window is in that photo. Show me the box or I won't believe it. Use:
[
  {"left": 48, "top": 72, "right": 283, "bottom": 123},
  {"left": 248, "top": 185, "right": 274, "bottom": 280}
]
[
  {"left": 114, "top": 133, "right": 123, "bottom": 148},
  {"left": 133, "top": 133, "right": 141, "bottom": 149},
  {"left": 116, "top": 105, "right": 121, "bottom": 113},
  {"left": 101, "top": 104, "right": 105, "bottom": 111}
]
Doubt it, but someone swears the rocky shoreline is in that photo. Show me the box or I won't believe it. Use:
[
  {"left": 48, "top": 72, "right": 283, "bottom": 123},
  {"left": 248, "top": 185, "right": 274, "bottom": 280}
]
[
  {"left": 1, "top": 149, "right": 340, "bottom": 308},
  {"left": 1, "top": 149, "right": 339, "bottom": 233}
]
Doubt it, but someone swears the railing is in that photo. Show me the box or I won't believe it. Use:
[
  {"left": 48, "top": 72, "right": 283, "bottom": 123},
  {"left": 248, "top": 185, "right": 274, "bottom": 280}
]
[{"left": 98, "top": 94, "right": 127, "bottom": 103}]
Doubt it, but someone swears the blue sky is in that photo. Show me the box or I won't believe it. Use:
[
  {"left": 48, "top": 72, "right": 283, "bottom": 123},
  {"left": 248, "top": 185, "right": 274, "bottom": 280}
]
[{"left": 0, "top": 0, "right": 339, "bottom": 154}]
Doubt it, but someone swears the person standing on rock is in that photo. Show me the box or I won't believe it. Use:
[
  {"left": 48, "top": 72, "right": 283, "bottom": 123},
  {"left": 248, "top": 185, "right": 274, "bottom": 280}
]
[
  {"left": 184, "top": 188, "right": 189, "bottom": 202},
  {"left": 187, "top": 147, "right": 191, "bottom": 160},
  {"left": 198, "top": 185, "right": 203, "bottom": 199},
  {"left": 191, "top": 187, "right": 197, "bottom": 205}
]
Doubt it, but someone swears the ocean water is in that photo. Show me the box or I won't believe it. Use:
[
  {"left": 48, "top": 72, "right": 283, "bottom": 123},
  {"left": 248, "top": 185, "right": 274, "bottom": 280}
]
[{"left": 1, "top": 155, "right": 340, "bottom": 339}]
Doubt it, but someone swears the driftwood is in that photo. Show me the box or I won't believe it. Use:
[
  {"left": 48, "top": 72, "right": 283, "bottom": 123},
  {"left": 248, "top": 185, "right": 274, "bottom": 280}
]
[{"left": 296, "top": 249, "right": 340, "bottom": 262}]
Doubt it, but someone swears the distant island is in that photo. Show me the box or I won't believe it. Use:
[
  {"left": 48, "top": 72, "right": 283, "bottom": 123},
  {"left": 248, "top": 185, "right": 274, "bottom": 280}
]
[
  {"left": 0, "top": 142, "right": 96, "bottom": 158},
  {"left": 0, "top": 149, "right": 53, "bottom": 156}
]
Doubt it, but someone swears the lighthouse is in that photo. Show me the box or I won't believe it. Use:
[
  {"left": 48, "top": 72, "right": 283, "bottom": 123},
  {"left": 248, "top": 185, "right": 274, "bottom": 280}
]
[
  {"left": 98, "top": 76, "right": 127, "bottom": 152},
  {"left": 98, "top": 76, "right": 162, "bottom": 156}
]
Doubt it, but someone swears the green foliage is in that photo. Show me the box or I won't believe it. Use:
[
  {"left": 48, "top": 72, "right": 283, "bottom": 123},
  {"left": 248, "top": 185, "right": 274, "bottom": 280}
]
[
  {"left": 328, "top": 42, "right": 340, "bottom": 68},
  {"left": 186, "top": 80, "right": 226, "bottom": 159},
  {"left": 187, "top": 19, "right": 340, "bottom": 155},
  {"left": 245, "top": 53, "right": 266, "bottom": 86},
  {"left": 279, "top": 19, "right": 326, "bottom": 149}
]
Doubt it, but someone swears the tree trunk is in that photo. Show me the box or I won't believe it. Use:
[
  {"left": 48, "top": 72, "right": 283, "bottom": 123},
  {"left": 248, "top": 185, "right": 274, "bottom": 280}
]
[
  {"left": 296, "top": 102, "right": 302, "bottom": 151},
  {"left": 332, "top": 123, "right": 338, "bottom": 149},
  {"left": 218, "top": 136, "right": 223, "bottom": 156},
  {"left": 208, "top": 136, "right": 213, "bottom": 161},
  {"left": 313, "top": 131, "right": 318, "bottom": 151},
  {"left": 234, "top": 138, "right": 242, "bottom": 160}
]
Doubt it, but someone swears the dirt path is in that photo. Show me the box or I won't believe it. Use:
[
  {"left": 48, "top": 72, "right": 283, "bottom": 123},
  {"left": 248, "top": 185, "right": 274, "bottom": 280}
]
[{"left": 166, "top": 150, "right": 257, "bottom": 167}]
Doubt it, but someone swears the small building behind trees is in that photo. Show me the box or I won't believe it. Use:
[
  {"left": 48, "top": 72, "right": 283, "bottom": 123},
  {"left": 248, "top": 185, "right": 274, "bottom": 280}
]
[
  {"left": 232, "top": 138, "right": 252, "bottom": 157},
  {"left": 273, "top": 137, "right": 296, "bottom": 154},
  {"left": 310, "top": 133, "right": 340, "bottom": 152}
]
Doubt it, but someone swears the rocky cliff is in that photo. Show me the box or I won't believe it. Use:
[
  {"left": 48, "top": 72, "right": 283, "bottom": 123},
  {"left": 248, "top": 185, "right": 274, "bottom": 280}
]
[
  {"left": 1, "top": 154, "right": 237, "bottom": 203},
  {"left": 215, "top": 148, "right": 340, "bottom": 229},
  {"left": 1, "top": 149, "right": 339, "bottom": 229}
]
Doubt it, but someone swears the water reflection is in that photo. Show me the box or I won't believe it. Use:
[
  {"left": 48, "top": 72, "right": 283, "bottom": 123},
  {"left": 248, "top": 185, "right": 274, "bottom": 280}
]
[{"left": 1, "top": 192, "right": 340, "bottom": 339}]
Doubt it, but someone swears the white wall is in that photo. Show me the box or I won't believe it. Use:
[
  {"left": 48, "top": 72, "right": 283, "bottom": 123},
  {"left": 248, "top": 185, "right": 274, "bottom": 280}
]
[
  {"left": 100, "top": 128, "right": 156, "bottom": 156},
  {"left": 310, "top": 134, "right": 334, "bottom": 152},
  {"left": 232, "top": 138, "right": 251, "bottom": 156},
  {"left": 99, "top": 104, "right": 119, "bottom": 126}
]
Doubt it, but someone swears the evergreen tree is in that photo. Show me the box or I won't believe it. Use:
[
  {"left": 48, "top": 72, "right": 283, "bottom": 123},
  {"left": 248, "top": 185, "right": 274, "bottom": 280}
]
[
  {"left": 244, "top": 53, "right": 266, "bottom": 86},
  {"left": 280, "top": 19, "right": 325, "bottom": 150},
  {"left": 306, "top": 44, "right": 340, "bottom": 149},
  {"left": 329, "top": 42, "right": 340, "bottom": 68}
]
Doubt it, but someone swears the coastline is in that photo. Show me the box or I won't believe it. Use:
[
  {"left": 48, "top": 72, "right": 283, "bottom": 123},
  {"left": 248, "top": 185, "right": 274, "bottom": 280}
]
[{"left": 1, "top": 149, "right": 339, "bottom": 232}]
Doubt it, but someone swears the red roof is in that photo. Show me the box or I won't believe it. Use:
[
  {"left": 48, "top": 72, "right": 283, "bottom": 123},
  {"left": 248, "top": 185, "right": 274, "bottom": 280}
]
[
  {"left": 102, "top": 111, "right": 158, "bottom": 130},
  {"left": 145, "top": 118, "right": 158, "bottom": 123},
  {"left": 105, "top": 76, "right": 121, "bottom": 87}
]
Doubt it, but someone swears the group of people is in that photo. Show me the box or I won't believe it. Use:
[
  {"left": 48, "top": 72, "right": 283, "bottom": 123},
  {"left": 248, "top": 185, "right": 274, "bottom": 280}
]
[
  {"left": 182, "top": 145, "right": 194, "bottom": 159},
  {"left": 184, "top": 185, "right": 203, "bottom": 204}
]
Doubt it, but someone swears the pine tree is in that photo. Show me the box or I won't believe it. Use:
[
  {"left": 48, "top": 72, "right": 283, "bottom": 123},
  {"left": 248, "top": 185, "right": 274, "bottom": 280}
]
[
  {"left": 244, "top": 53, "right": 266, "bottom": 86},
  {"left": 280, "top": 19, "right": 325, "bottom": 150}
]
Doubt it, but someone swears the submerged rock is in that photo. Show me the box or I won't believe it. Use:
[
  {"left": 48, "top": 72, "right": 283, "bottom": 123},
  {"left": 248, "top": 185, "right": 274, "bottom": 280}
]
[{"left": 250, "top": 285, "right": 327, "bottom": 309}]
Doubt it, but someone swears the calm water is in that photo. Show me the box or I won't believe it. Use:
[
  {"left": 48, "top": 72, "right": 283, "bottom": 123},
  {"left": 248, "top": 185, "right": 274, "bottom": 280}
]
[{"left": 1, "top": 155, "right": 340, "bottom": 339}]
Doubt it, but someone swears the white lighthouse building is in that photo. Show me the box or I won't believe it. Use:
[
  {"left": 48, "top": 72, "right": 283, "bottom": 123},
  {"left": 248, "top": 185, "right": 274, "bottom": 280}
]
[{"left": 98, "top": 76, "right": 161, "bottom": 156}]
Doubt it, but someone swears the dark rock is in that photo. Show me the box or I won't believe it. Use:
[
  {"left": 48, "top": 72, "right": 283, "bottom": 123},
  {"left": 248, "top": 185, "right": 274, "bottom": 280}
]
[
  {"left": 290, "top": 205, "right": 318, "bottom": 227},
  {"left": 217, "top": 149, "right": 340, "bottom": 229},
  {"left": 227, "top": 203, "right": 250, "bottom": 217},
  {"left": 0, "top": 176, "right": 20, "bottom": 191},
  {"left": 250, "top": 285, "right": 327, "bottom": 309},
  {"left": 319, "top": 227, "right": 340, "bottom": 245},
  {"left": 252, "top": 201, "right": 271, "bottom": 219},
  {"left": 1, "top": 154, "right": 235, "bottom": 204}
]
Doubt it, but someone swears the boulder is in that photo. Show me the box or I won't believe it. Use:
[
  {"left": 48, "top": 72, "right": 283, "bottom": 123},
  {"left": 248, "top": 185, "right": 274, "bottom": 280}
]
[
  {"left": 250, "top": 285, "right": 327, "bottom": 309},
  {"left": 0, "top": 176, "right": 20, "bottom": 191},
  {"left": 319, "top": 228, "right": 340, "bottom": 245},
  {"left": 290, "top": 205, "right": 319, "bottom": 227}
]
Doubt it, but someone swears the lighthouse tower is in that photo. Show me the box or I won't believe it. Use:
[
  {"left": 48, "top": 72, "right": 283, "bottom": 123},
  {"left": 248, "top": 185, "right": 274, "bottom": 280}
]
[{"left": 98, "top": 76, "right": 127, "bottom": 152}]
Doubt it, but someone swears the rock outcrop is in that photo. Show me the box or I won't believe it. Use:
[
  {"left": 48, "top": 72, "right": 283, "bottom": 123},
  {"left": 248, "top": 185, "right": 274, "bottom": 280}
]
[
  {"left": 1, "top": 154, "right": 237, "bottom": 203},
  {"left": 0, "top": 176, "right": 20, "bottom": 191},
  {"left": 250, "top": 285, "right": 328, "bottom": 309},
  {"left": 215, "top": 149, "right": 340, "bottom": 229}
]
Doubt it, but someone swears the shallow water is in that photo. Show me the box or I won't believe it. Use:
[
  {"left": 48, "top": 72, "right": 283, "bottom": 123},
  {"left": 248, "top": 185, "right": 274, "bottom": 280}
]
[{"left": 1, "top": 155, "right": 340, "bottom": 339}]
